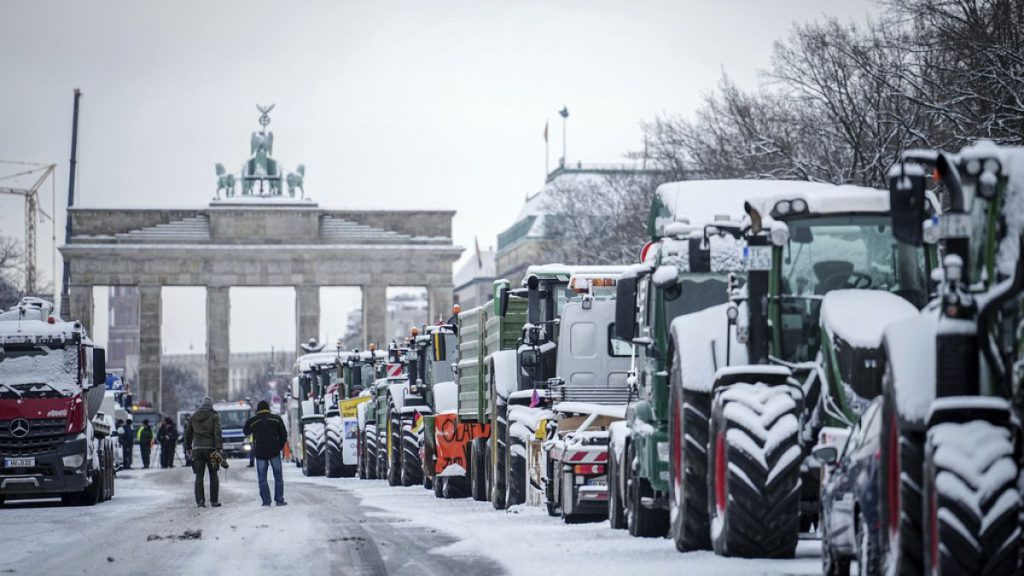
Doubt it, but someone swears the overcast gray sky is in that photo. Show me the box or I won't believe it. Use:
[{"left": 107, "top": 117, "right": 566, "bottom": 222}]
[{"left": 0, "top": 0, "right": 874, "bottom": 352}]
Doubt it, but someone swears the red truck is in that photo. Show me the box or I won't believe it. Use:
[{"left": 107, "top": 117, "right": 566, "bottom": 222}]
[{"left": 0, "top": 297, "right": 115, "bottom": 506}]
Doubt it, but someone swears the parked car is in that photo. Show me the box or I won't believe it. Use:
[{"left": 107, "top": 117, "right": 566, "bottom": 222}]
[{"left": 816, "top": 397, "right": 883, "bottom": 576}]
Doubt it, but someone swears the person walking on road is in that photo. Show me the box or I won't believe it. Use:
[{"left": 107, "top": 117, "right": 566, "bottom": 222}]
[
  {"left": 138, "top": 420, "right": 155, "bottom": 468},
  {"left": 120, "top": 419, "right": 135, "bottom": 469},
  {"left": 157, "top": 417, "right": 178, "bottom": 468},
  {"left": 184, "top": 397, "right": 223, "bottom": 508},
  {"left": 242, "top": 400, "right": 288, "bottom": 507}
]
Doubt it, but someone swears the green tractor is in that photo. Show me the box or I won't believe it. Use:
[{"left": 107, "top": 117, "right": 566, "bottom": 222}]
[
  {"left": 879, "top": 143, "right": 1024, "bottom": 576},
  {"left": 674, "top": 181, "right": 935, "bottom": 558}
]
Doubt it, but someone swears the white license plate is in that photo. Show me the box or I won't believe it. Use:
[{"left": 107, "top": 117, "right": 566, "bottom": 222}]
[
  {"left": 745, "top": 245, "right": 772, "bottom": 271},
  {"left": 941, "top": 213, "right": 971, "bottom": 238},
  {"left": 4, "top": 457, "right": 35, "bottom": 468}
]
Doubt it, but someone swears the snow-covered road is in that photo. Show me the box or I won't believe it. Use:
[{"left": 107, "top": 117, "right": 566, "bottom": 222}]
[{"left": 0, "top": 460, "right": 823, "bottom": 575}]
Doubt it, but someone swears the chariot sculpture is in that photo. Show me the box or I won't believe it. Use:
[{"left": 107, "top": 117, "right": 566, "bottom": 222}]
[{"left": 215, "top": 104, "right": 306, "bottom": 199}]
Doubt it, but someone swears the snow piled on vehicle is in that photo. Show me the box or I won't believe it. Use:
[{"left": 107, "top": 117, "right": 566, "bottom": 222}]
[
  {"left": 995, "top": 147, "right": 1024, "bottom": 277},
  {"left": 883, "top": 306, "right": 938, "bottom": 423},
  {"left": 671, "top": 303, "right": 749, "bottom": 392},
  {"left": 433, "top": 381, "right": 458, "bottom": 413},
  {"left": 820, "top": 290, "right": 919, "bottom": 348},
  {"left": 0, "top": 344, "right": 80, "bottom": 396}
]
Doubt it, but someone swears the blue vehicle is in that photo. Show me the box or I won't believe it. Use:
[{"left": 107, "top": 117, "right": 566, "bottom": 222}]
[
  {"left": 816, "top": 398, "right": 883, "bottom": 576},
  {"left": 214, "top": 402, "right": 253, "bottom": 458}
]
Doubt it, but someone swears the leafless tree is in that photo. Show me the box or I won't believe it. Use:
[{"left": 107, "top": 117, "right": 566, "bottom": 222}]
[{"left": 542, "top": 171, "right": 670, "bottom": 265}]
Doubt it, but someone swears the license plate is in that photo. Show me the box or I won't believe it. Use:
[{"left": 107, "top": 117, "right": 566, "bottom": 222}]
[
  {"left": 941, "top": 213, "right": 971, "bottom": 239},
  {"left": 745, "top": 245, "right": 772, "bottom": 271},
  {"left": 4, "top": 457, "right": 34, "bottom": 468}
]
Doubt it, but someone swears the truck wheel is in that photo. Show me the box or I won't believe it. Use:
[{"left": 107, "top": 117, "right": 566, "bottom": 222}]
[
  {"left": 104, "top": 443, "right": 116, "bottom": 501},
  {"left": 924, "top": 421, "right": 1020, "bottom": 576},
  {"left": 506, "top": 424, "right": 526, "bottom": 506},
  {"left": 305, "top": 423, "right": 327, "bottom": 476},
  {"left": 669, "top": 366, "right": 712, "bottom": 551},
  {"left": 470, "top": 438, "right": 487, "bottom": 502},
  {"left": 388, "top": 414, "right": 401, "bottom": 486},
  {"left": 708, "top": 382, "right": 800, "bottom": 558},
  {"left": 444, "top": 475, "right": 470, "bottom": 499},
  {"left": 880, "top": 383, "right": 924, "bottom": 576},
  {"left": 325, "top": 423, "right": 344, "bottom": 478},
  {"left": 545, "top": 455, "right": 560, "bottom": 517},
  {"left": 626, "top": 440, "right": 668, "bottom": 537},
  {"left": 401, "top": 418, "right": 423, "bottom": 487},
  {"left": 491, "top": 407, "right": 508, "bottom": 510},
  {"left": 364, "top": 425, "right": 378, "bottom": 480},
  {"left": 358, "top": 431, "right": 367, "bottom": 479},
  {"left": 608, "top": 445, "right": 625, "bottom": 529}
]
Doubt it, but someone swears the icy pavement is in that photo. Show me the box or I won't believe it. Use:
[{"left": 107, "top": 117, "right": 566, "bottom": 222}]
[
  {"left": 294, "top": 475, "right": 824, "bottom": 576},
  {"left": 0, "top": 461, "right": 496, "bottom": 576},
  {"left": 0, "top": 460, "right": 821, "bottom": 575}
]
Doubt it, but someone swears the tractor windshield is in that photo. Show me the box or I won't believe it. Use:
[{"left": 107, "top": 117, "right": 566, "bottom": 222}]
[{"left": 776, "top": 214, "right": 928, "bottom": 362}]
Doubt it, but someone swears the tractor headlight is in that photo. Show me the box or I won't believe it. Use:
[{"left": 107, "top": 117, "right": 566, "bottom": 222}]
[{"left": 791, "top": 198, "right": 808, "bottom": 213}]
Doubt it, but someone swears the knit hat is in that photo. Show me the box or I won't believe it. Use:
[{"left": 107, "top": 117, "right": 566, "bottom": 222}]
[{"left": 201, "top": 397, "right": 214, "bottom": 409}]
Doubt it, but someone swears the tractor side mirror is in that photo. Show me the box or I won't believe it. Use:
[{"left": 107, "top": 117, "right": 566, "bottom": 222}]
[
  {"left": 93, "top": 348, "right": 106, "bottom": 388},
  {"left": 888, "top": 162, "right": 928, "bottom": 246},
  {"left": 614, "top": 276, "right": 638, "bottom": 341},
  {"left": 494, "top": 280, "right": 511, "bottom": 318},
  {"left": 811, "top": 445, "right": 839, "bottom": 465}
]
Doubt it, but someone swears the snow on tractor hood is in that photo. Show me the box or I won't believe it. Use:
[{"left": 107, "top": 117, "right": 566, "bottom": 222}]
[
  {"left": 670, "top": 303, "right": 749, "bottom": 393},
  {"left": 883, "top": 305, "right": 940, "bottom": 424},
  {"left": 654, "top": 180, "right": 805, "bottom": 235},
  {"left": 433, "top": 381, "right": 458, "bottom": 414},
  {"left": 820, "top": 290, "right": 919, "bottom": 349},
  {"left": 294, "top": 351, "right": 339, "bottom": 373},
  {"left": 743, "top": 182, "right": 891, "bottom": 220}
]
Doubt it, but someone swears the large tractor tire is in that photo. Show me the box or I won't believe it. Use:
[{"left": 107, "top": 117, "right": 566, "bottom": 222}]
[
  {"left": 377, "top": 425, "right": 389, "bottom": 480},
  {"left": 433, "top": 473, "right": 445, "bottom": 498},
  {"left": 444, "top": 475, "right": 470, "bottom": 499},
  {"left": 506, "top": 423, "right": 527, "bottom": 507},
  {"left": 880, "top": 383, "right": 925, "bottom": 576},
  {"left": 302, "top": 423, "right": 326, "bottom": 477},
  {"left": 923, "top": 420, "right": 1020, "bottom": 576},
  {"left": 625, "top": 440, "right": 669, "bottom": 537},
  {"left": 388, "top": 414, "right": 402, "bottom": 487},
  {"left": 364, "top": 424, "right": 378, "bottom": 480},
  {"left": 608, "top": 444, "right": 626, "bottom": 529},
  {"left": 401, "top": 418, "right": 423, "bottom": 487},
  {"left": 325, "top": 419, "right": 344, "bottom": 479},
  {"left": 669, "top": 363, "right": 712, "bottom": 552},
  {"left": 469, "top": 438, "right": 488, "bottom": 502},
  {"left": 708, "top": 382, "right": 800, "bottom": 558},
  {"left": 491, "top": 406, "right": 508, "bottom": 510}
]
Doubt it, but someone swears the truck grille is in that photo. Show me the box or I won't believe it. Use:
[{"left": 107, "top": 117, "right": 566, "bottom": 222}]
[
  {"left": 550, "top": 386, "right": 632, "bottom": 405},
  {"left": 0, "top": 418, "right": 68, "bottom": 456}
]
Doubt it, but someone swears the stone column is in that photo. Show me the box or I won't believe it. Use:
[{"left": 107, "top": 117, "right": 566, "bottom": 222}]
[
  {"left": 137, "top": 285, "right": 162, "bottom": 408},
  {"left": 427, "top": 284, "right": 454, "bottom": 325},
  {"left": 295, "top": 285, "right": 320, "bottom": 352},
  {"left": 362, "top": 284, "right": 387, "bottom": 350},
  {"left": 67, "top": 284, "right": 94, "bottom": 334},
  {"left": 206, "top": 286, "right": 231, "bottom": 402}
]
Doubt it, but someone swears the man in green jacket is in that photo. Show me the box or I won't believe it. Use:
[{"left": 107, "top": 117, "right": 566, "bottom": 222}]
[{"left": 184, "top": 397, "right": 223, "bottom": 507}]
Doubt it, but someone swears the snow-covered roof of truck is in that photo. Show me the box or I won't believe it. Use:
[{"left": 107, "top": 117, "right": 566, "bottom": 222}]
[
  {"left": 743, "top": 182, "right": 891, "bottom": 219},
  {"left": 0, "top": 298, "right": 87, "bottom": 343},
  {"left": 522, "top": 264, "right": 630, "bottom": 284},
  {"left": 295, "top": 351, "right": 340, "bottom": 373}
]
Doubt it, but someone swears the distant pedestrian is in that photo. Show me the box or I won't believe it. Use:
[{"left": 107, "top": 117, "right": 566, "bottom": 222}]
[
  {"left": 120, "top": 419, "right": 135, "bottom": 469},
  {"left": 181, "top": 414, "right": 193, "bottom": 467},
  {"left": 242, "top": 400, "right": 288, "bottom": 507},
  {"left": 185, "top": 397, "right": 223, "bottom": 508},
  {"left": 138, "top": 420, "right": 154, "bottom": 468},
  {"left": 157, "top": 417, "right": 178, "bottom": 468}
]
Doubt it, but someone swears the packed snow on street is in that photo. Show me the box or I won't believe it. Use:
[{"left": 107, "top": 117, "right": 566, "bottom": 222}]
[{"left": 0, "top": 454, "right": 822, "bottom": 576}]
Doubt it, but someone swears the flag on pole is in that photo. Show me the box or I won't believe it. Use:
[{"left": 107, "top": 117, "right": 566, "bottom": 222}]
[
  {"left": 559, "top": 106, "right": 569, "bottom": 118},
  {"left": 475, "top": 236, "right": 483, "bottom": 267},
  {"left": 543, "top": 121, "right": 548, "bottom": 142}
]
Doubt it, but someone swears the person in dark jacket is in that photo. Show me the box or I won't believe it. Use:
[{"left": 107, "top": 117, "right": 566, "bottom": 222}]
[
  {"left": 138, "top": 420, "right": 154, "bottom": 468},
  {"left": 157, "top": 417, "right": 179, "bottom": 468},
  {"left": 120, "top": 419, "right": 135, "bottom": 469},
  {"left": 242, "top": 400, "right": 288, "bottom": 507},
  {"left": 184, "top": 397, "right": 223, "bottom": 507}
]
